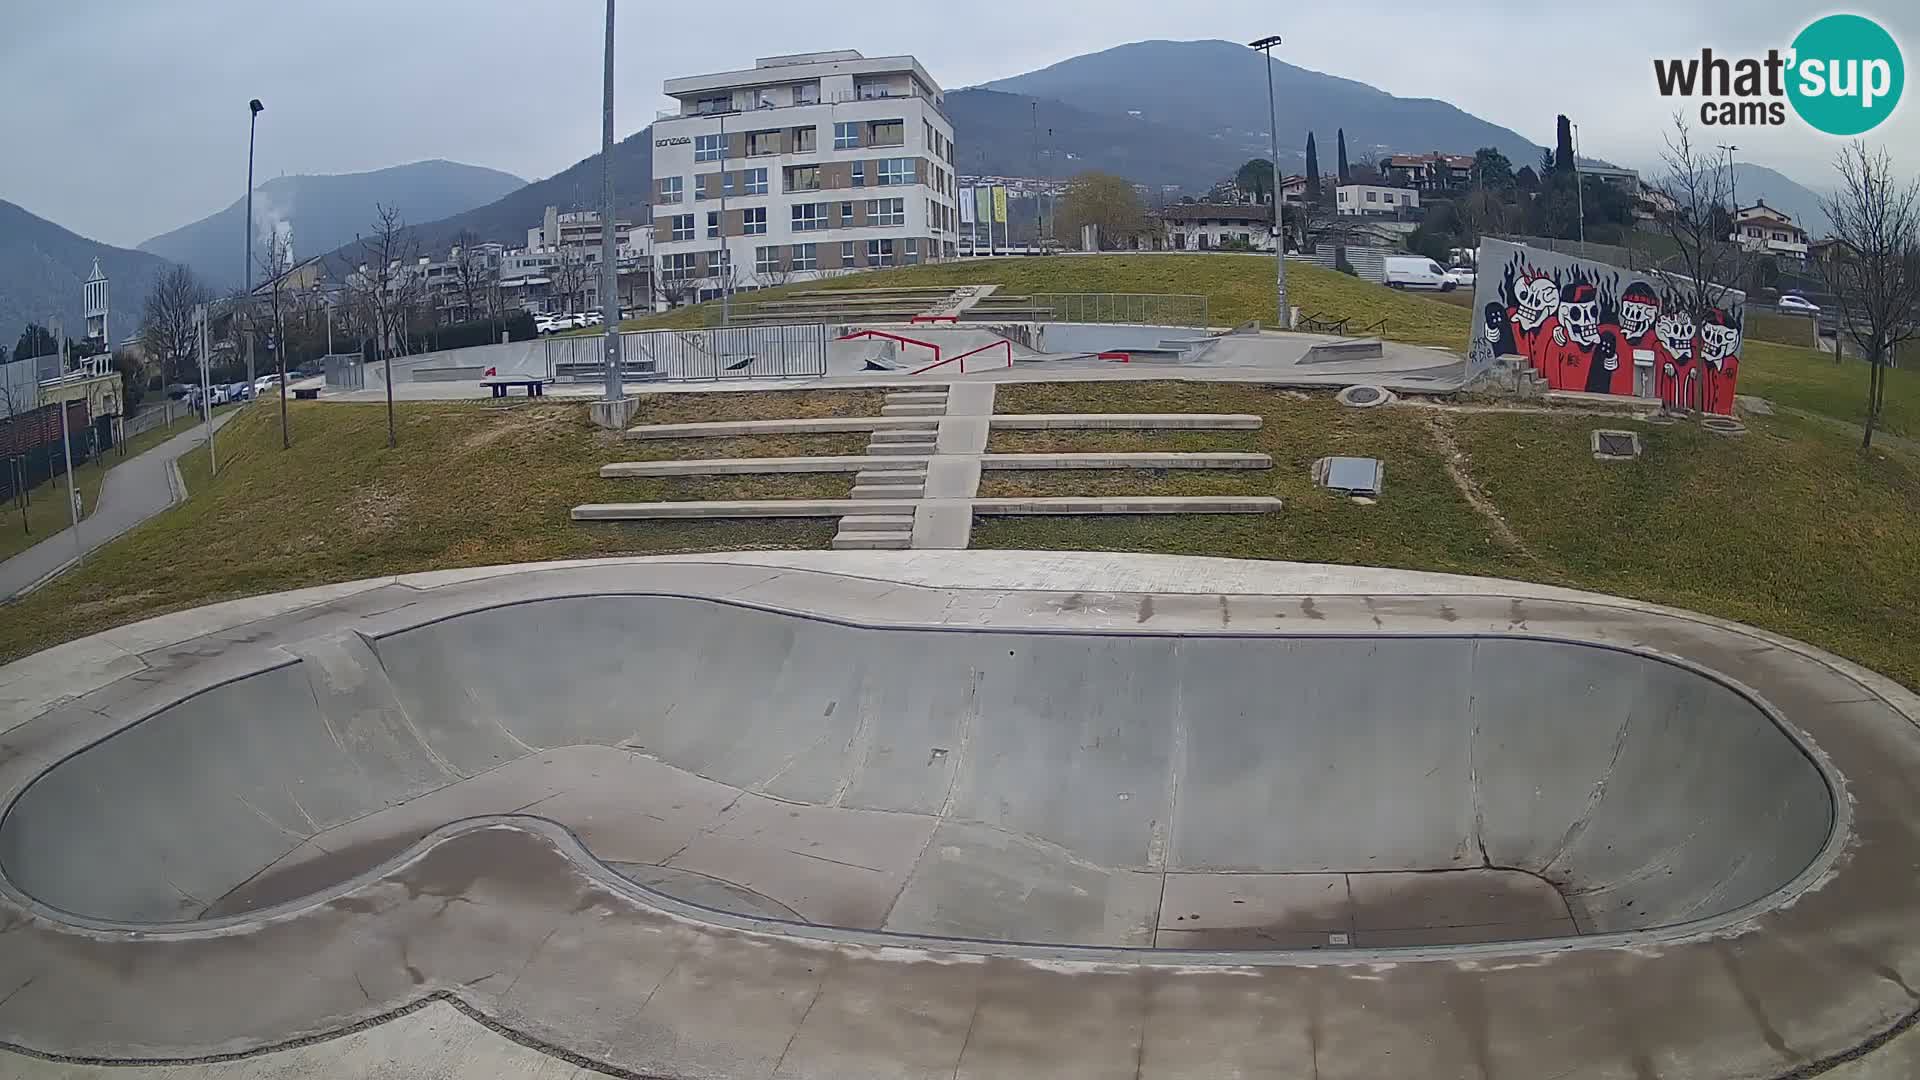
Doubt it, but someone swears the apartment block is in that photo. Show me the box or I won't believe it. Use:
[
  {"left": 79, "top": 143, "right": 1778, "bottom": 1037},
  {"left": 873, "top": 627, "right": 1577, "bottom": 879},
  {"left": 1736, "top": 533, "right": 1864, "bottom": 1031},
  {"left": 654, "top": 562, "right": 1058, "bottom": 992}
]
[{"left": 650, "top": 50, "right": 959, "bottom": 299}]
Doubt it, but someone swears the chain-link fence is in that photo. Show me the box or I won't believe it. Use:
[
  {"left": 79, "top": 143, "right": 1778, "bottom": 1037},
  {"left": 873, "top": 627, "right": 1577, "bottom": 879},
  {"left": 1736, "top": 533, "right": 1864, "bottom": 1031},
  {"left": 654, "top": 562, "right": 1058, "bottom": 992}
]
[{"left": 548, "top": 325, "right": 830, "bottom": 382}]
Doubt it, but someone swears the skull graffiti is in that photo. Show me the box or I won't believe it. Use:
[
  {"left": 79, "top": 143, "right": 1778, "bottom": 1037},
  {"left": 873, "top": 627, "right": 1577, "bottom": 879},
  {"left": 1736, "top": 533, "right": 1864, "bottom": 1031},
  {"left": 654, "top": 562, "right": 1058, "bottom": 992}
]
[
  {"left": 1619, "top": 282, "right": 1661, "bottom": 340},
  {"left": 1557, "top": 283, "right": 1601, "bottom": 346},
  {"left": 1656, "top": 311, "right": 1696, "bottom": 360},
  {"left": 1699, "top": 309, "right": 1739, "bottom": 367},
  {"left": 1516, "top": 275, "right": 1558, "bottom": 330}
]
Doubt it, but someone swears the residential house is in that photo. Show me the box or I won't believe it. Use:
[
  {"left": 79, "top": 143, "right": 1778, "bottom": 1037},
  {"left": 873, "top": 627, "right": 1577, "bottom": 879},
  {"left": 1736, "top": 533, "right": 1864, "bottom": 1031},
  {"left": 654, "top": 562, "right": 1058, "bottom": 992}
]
[
  {"left": 1336, "top": 184, "right": 1420, "bottom": 216},
  {"left": 1733, "top": 200, "right": 1810, "bottom": 259},
  {"left": 1156, "top": 203, "right": 1277, "bottom": 251}
]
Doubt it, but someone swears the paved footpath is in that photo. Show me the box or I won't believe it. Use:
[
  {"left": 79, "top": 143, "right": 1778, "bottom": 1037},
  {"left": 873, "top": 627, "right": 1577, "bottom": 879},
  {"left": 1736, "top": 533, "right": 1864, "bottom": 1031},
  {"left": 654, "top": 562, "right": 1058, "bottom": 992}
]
[{"left": 0, "top": 411, "right": 235, "bottom": 600}]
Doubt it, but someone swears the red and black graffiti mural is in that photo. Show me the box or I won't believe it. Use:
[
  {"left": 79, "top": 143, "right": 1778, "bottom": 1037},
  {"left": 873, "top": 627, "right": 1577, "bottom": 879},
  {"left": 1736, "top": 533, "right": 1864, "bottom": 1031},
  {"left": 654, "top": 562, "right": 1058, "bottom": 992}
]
[{"left": 1468, "top": 239, "right": 1743, "bottom": 414}]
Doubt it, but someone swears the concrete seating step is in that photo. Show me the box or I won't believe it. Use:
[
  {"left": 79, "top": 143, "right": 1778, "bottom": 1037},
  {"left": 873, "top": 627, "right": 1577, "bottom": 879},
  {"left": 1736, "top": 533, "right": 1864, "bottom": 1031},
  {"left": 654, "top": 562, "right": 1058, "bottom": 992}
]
[
  {"left": 969, "top": 496, "right": 1284, "bottom": 515},
  {"left": 868, "top": 442, "right": 937, "bottom": 456},
  {"left": 625, "top": 416, "right": 935, "bottom": 439},
  {"left": 831, "top": 531, "right": 913, "bottom": 550},
  {"left": 573, "top": 499, "right": 920, "bottom": 521},
  {"left": 849, "top": 485, "right": 925, "bottom": 500},
  {"left": 987, "top": 413, "right": 1263, "bottom": 431},
  {"left": 870, "top": 428, "right": 941, "bottom": 444},
  {"left": 837, "top": 514, "right": 916, "bottom": 531},
  {"left": 855, "top": 470, "right": 927, "bottom": 484},
  {"left": 880, "top": 404, "right": 946, "bottom": 417},
  {"left": 602, "top": 455, "right": 923, "bottom": 477}
]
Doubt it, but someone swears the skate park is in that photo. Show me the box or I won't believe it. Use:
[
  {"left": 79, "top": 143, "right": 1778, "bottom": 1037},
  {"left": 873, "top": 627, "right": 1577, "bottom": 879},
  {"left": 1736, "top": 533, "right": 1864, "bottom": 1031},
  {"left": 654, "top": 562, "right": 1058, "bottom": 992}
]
[{"left": 3, "top": 551, "right": 1920, "bottom": 1078}]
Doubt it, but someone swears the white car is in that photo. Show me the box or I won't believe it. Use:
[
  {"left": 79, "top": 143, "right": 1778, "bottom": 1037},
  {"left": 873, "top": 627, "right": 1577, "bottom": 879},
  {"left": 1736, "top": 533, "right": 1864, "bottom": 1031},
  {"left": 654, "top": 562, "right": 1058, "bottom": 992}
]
[
  {"left": 1778, "top": 295, "right": 1821, "bottom": 314},
  {"left": 1449, "top": 265, "right": 1478, "bottom": 287},
  {"left": 1385, "top": 256, "right": 1459, "bottom": 291},
  {"left": 254, "top": 374, "right": 280, "bottom": 392}
]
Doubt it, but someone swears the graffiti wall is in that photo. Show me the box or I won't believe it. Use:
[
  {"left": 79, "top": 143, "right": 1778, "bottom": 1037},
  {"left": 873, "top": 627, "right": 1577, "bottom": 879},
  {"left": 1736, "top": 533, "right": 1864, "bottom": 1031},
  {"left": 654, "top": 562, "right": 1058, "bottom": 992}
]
[{"left": 1467, "top": 238, "right": 1745, "bottom": 414}]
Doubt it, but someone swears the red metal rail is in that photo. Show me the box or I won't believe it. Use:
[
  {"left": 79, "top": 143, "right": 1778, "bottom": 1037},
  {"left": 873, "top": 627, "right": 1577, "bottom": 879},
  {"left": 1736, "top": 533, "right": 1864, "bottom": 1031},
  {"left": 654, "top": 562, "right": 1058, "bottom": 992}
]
[
  {"left": 837, "top": 329, "right": 939, "bottom": 369},
  {"left": 910, "top": 337, "right": 1013, "bottom": 375}
]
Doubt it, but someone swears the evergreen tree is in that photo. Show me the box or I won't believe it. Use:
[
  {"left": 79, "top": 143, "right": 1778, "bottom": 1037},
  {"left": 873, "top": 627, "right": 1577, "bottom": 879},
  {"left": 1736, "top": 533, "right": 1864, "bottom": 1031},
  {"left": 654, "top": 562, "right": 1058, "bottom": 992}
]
[
  {"left": 1336, "top": 128, "right": 1351, "bottom": 184},
  {"left": 1555, "top": 115, "right": 1576, "bottom": 175},
  {"left": 1305, "top": 133, "right": 1321, "bottom": 198}
]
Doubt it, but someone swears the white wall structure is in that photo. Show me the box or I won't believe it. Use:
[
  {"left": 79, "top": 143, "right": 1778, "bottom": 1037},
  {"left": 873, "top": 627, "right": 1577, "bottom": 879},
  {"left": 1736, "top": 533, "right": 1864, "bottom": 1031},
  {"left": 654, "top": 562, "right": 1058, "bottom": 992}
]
[
  {"left": 1335, "top": 184, "right": 1420, "bottom": 216},
  {"left": 650, "top": 50, "right": 959, "bottom": 299}
]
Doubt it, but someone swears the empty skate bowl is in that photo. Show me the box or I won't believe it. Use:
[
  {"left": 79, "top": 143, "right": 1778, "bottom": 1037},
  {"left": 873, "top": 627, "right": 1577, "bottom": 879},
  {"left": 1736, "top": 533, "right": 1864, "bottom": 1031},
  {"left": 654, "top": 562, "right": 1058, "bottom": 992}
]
[
  {"left": 12, "top": 555, "right": 1920, "bottom": 1078},
  {"left": 0, "top": 593, "right": 1838, "bottom": 953}
]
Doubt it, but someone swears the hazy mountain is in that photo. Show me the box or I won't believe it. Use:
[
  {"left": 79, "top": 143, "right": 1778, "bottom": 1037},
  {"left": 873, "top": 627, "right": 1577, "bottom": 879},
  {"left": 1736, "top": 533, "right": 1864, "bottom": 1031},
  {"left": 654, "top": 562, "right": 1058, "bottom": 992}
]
[
  {"left": 0, "top": 199, "right": 173, "bottom": 350},
  {"left": 319, "top": 132, "right": 654, "bottom": 268},
  {"left": 978, "top": 39, "right": 1545, "bottom": 179},
  {"left": 945, "top": 88, "right": 1249, "bottom": 191},
  {"left": 139, "top": 159, "right": 525, "bottom": 289}
]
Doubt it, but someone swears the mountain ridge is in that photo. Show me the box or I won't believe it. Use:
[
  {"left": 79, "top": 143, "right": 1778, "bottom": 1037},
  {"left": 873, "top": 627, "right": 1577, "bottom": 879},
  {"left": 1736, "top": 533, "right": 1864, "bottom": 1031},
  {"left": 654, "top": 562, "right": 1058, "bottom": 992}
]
[{"left": 0, "top": 199, "right": 174, "bottom": 350}]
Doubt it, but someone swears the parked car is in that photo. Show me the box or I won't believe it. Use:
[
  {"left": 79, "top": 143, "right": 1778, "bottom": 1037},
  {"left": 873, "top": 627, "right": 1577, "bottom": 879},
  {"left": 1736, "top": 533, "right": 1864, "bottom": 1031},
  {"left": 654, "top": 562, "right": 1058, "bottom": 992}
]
[
  {"left": 208, "top": 385, "right": 229, "bottom": 406},
  {"left": 254, "top": 373, "right": 281, "bottom": 392},
  {"left": 1778, "top": 295, "right": 1822, "bottom": 315},
  {"left": 1385, "top": 256, "right": 1459, "bottom": 291},
  {"left": 1448, "top": 265, "right": 1478, "bottom": 287},
  {"left": 228, "top": 382, "right": 253, "bottom": 402}
]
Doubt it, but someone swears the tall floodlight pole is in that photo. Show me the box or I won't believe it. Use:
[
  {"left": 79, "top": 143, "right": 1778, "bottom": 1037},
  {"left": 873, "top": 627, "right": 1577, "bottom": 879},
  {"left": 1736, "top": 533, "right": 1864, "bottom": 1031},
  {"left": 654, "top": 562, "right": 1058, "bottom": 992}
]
[
  {"left": 1248, "top": 35, "right": 1290, "bottom": 330},
  {"left": 1571, "top": 121, "right": 1586, "bottom": 255},
  {"left": 599, "top": 0, "right": 622, "bottom": 400},
  {"left": 245, "top": 99, "right": 264, "bottom": 387},
  {"left": 196, "top": 304, "right": 216, "bottom": 476},
  {"left": 719, "top": 112, "right": 731, "bottom": 326},
  {"left": 51, "top": 315, "right": 80, "bottom": 556},
  {"left": 1717, "top": 143, "right": 1740, "bottom": 240}
]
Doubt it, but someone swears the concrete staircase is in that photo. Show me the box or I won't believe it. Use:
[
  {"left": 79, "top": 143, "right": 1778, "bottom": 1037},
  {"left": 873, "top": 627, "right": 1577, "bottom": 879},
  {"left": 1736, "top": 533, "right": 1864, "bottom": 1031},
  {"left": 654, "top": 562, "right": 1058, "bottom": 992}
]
[{"left": 833, "top": 388, "right": 947, "bottom": 549}]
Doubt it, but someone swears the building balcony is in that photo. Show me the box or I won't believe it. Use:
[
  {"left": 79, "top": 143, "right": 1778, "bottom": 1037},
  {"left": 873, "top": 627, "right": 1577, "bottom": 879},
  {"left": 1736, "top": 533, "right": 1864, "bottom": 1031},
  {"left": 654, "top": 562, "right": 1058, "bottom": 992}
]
[{"left": 657, "top": 83, "right": 948, "bottom": 124}]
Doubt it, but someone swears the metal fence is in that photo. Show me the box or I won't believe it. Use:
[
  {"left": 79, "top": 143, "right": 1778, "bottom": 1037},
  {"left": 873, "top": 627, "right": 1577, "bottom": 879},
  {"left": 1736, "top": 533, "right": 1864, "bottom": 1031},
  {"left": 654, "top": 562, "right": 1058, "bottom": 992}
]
[
  {"left": 547, "top": 324, "right": 830, "bottom": 382},
  {"left": 1028, "top": 293, "right": 1210, "bottom": 328},
  {"left": 323, "top": 352, "right": 365, "bottom": 390},
  {"left": 1295, "top": 245, "right": 1392, "bottom": 284}
]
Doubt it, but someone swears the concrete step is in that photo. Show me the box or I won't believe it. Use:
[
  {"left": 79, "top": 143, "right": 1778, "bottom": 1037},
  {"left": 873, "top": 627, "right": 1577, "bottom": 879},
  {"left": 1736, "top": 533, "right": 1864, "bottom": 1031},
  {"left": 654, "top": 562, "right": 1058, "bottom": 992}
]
[
  {"left": 885, "top": 391, "right": 949, "bottom": 404},
  {"left": 849, "top": 484, "right": 925, "bottom": 500},
  {"left": 855, "top": 470, "right": 927, "bottom": 485},
  {"left": 838, "top": 514, "right": 916, "bottom": 531},
  {"left": 880, "top": 404, "right": 946, "bottom": 417},
  {"left": 625, "top": 416, "right": 935, "bottom": 439},
  {"left": 870, "top": 428, "right": 941, "bottom": 444},
  {"left": 868, "top": 441, "right": 937, "bottom": 456},
  {"left": 832, "top": 531, "right": 913, "bottom": 550}
]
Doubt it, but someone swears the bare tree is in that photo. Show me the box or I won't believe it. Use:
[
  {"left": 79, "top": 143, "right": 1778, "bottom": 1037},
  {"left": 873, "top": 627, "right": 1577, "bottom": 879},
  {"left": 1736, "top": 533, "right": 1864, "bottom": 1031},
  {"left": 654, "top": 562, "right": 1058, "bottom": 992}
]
[
  {"left": 347, "top": 203, "right": 420, "bottom": 448},
  {"left": 1640, "top": 114, "right": 1751, "bottom": 323},
  {"left": 1817, "top": 142, "right": 1920, "bottom": 450},
  {"left": 549, "top": 248, "right": 588, "bottom": 315},
  {"left": 451, "top": 230, "right": 501, "bottom": 330},
  {"left": 138, "top": 264, "right": 212, "bottom": 388},
  {"left": 257, "top": 228, "right": 297, "bottom": 448}
]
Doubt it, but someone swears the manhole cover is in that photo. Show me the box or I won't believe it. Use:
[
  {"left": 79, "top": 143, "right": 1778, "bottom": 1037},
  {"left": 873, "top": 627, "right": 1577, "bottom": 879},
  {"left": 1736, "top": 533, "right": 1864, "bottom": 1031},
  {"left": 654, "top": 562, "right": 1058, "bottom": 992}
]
[
  {"left": 1336, "top": 384, "right": 1395, "bottom": 408},
  {"left": 1346, "top": 386, "right": 1382, "bottom": 404},
  {"left": 1591, "top": 430, "right": 1642, "bottom": 460},
  {"left": 1314, "top": 456, "right": 1384, "bottom": 496}
]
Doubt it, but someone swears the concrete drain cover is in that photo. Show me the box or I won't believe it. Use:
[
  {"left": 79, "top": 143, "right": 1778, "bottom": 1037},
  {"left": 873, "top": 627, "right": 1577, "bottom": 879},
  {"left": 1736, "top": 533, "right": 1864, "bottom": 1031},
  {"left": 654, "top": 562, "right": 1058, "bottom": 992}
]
[
  {"left": 1314, "top": 456, "right": 1384, "bottom": 496},
  {"left": 1591, "top": 430, "right": 1642, "bottom": 461},
  {"left": 1702, "top": 415, "right": 1748, "bottom": 437},
  {"left": 1336, "top": 384, "right": 1394, "bottom": 408}
]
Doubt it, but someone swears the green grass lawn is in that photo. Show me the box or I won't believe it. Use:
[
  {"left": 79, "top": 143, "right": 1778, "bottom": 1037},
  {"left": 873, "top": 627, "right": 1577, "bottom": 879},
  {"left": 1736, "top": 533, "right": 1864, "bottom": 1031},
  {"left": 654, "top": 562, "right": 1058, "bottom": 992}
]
[
  {"left": 626, "top": 255, "right": 1474, "bottom": 348},
  {"left": 1737, "top": 340, "right": 1915, "bottom": 437}
]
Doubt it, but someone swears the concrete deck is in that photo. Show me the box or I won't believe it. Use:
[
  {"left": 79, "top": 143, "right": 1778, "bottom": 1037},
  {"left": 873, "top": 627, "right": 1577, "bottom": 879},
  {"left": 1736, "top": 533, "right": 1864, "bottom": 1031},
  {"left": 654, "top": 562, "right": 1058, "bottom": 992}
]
[
  {"left": 602, "top": 452, "right": 1271, "bottom": 477},
  {"left": 1, "top": 552, "right": 1915, "bottom": 1078},
  {"left": 571, "top": 496, "right": 1283, "bottom": 520}
]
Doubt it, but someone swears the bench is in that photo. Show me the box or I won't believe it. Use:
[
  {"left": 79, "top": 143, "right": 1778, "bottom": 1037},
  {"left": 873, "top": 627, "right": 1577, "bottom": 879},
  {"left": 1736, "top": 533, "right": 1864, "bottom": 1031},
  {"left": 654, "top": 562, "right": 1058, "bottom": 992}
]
[{"left": 481, "top": 369, "right": 551, "bottom": 398}]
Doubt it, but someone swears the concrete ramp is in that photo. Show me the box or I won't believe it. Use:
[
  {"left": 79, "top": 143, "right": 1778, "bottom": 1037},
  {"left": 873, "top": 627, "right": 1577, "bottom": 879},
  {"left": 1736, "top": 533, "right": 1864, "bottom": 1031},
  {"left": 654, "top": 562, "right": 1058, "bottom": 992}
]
[{"left": 0, "top": 595, "right": 1832, "bottom": 950}]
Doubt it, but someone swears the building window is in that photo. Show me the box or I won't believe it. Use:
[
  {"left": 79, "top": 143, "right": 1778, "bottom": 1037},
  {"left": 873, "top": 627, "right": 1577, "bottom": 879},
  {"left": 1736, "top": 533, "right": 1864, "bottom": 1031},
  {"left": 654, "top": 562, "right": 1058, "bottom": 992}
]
[
  {"left": 924, "top": 121, "right": 935, "bottom": 148},
  {"left": 792, "top": 203, "right": 826, "bottom": 231},
  {"left": 755, "top": 245, "right": 780, "bottom": 274},
  {"left": 852, "top": 161, "right": 865, "bottom": 187},
  {"left": 785, "top": 165, "right": 820, "bottom": 192},
  {"left": 670, "top": 214, "right": 694, "bottom": 241},
  {"left": 842, "top": 240, "right": 856, "bottom": 264},
  {"left": 869, "top": 198, "right": 904, "bottom": 227},
  {"left": 791, "top": 243, "right": 817, "bottom": 271},
  {"left": 869, "top": 119, "right": 904, "bottom": 147},
  {"left": 904, "top": 239, "right": 922, "bottom": 265},
  {"left": 1366, "top": 191, "right": 1377, "bottom": 202},
  {"left": 658, "top": 176, "right": 683, "bottom": 203},
  {"left": 834, "top": 122, "right": 859, "bottom": 150},
  {"left": 707, "top": 211, "right": 720, "bottom": 239},
  {"left": 793, "top": 126, "right": 816, "bottom": 153},
  {"left": 1338, "top": 190, "right": 1348, "bottom": 203},
  {"left": 746, "top": 130, "right": 780, "bottom": 156},
  {"left": 694, "top": 134, "right": 723, "bottom": 162},
  {"left": 866, "top": 238, "right": 895, "bottom": 267},
  {"left": 661, "top": 252, "right": 697, "bottom": 279},
  {"left": 743, "top": 168, "right": 768, "bottom": 195},
  {"left": 878, "top": 158, "right": 912, "bottom": 186},
  {"left": 794, "top": 83, "right": 819, "bottom": 105},
  {"left": 742, "top": 207, "right": 767, "bottom": 235},
  {"left": 695, "top": 95, "right": 729, "bottom": 114},
  {"left": 840, "top": 201, "right": 854, "bottom": 223}
]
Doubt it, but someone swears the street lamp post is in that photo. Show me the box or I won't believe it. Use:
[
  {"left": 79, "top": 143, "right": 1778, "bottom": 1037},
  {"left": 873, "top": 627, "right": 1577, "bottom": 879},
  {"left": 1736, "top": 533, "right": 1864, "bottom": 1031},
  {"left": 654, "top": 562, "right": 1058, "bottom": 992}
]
[
  {"left": 599, "top": 0, "right": 621, "bottom": 401},
  {"left": 245, "top": 98, "right": 263, "bottom": 387},
  {"left": 1247, "top": 35, "right": 1291, "bottom": 330},
  {"left": 1571, "top": 121, "right": 1586, "bottom": 255},
  {"left": 1717, "top": 143, "right": 1740, "bottom": 242}
]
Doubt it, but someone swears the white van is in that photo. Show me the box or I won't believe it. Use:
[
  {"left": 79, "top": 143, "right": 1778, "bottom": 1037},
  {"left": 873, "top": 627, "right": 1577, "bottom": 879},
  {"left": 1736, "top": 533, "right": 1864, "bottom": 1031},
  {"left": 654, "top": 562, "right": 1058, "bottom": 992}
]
[{"left": 1385, "top": 256, "right": 1459, "bottom": 292}]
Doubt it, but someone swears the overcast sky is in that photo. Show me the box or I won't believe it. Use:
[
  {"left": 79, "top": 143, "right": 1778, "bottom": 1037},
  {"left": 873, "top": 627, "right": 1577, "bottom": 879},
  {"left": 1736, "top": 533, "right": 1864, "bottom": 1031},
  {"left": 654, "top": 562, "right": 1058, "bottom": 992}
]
[{"left": 2, "top": 0, "right": 1914, "bottom": 247}]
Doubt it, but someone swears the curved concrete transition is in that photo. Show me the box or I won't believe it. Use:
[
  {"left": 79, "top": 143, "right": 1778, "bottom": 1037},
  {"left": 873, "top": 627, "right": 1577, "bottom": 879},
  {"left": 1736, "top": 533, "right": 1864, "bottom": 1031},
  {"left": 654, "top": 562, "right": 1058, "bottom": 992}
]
[{"left": 0, "top": 552, "right": 1917, "bottom": 1080}]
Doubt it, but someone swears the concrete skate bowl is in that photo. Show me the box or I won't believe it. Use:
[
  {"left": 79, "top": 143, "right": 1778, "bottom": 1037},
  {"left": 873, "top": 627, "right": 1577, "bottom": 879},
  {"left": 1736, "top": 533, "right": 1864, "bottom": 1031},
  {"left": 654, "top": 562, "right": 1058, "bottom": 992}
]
[{"left": 0, "top": 595, "right": 1837, "bottom": 956}]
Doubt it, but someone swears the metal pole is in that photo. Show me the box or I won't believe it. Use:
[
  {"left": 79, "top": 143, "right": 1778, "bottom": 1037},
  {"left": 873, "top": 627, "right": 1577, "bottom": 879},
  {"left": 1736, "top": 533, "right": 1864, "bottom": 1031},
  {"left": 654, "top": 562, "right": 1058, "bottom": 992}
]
[
  {"left": 246, "top": 107, "right": 258, "bottom": 295},
  {"left": 600, "top": 0, "right": 622, "bottom": 399},
  {"left": 277, "top": 306, "right": 288, "bottom": 448},
  {"left": 1572, "top": 122, "right": 1586, "bottom": 255},
  {"left": 57, "top": 381, "right": 79, "bottom": 560},
  {"left": 1251, "top": 36, "right": 1291, "bottom": 329},
  {"left": 197, "top": 304, "right": 216, "bottom": 476},
  {"left": 718, "top": 111, "right": 731, "bottom": 327},
  {"left": 1717, "top": 144, "right": 1740, "bottom": 242}
]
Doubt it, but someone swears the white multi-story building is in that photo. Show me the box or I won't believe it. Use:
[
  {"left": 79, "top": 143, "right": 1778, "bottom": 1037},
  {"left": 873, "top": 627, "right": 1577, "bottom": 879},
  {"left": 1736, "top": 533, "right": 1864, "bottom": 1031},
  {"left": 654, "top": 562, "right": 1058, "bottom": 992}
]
[
  {"left": 650, "top": 50, "right": 959, "bottom": 299},
  {"left": 1335, "top": 184, "right": 1420, "bottom": 216},
  {"left": 1733, "top": 200, "right": 1810, "bottom": 259}
]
